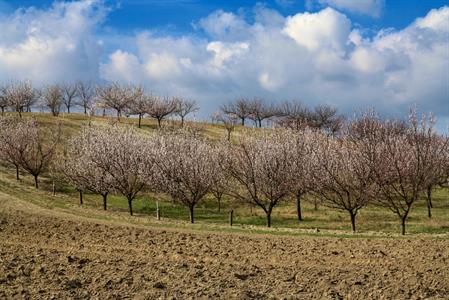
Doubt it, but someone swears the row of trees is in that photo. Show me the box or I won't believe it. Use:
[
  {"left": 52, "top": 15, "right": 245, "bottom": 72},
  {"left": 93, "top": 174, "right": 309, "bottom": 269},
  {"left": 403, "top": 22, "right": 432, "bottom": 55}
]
[
  {"left": 216, "top": 98, "right": 343, "bottom": 131},
  {"left": 212, "top": 99, "right": 344, "bottom": 141},
  {"left": 1, "top": 109, "right": 447, "bottom": 234},
  {"left": 1, "top": 81, "right": 345, "bottom": 134},
  {"left": 0, "top": 81, "right": 199, "bottom": 128}
]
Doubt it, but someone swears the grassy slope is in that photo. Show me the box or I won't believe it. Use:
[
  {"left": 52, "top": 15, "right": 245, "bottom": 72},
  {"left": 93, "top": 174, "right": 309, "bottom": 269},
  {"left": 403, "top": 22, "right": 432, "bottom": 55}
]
[{"left": 0, "top": 112, "right": 448, "bottom": 238}]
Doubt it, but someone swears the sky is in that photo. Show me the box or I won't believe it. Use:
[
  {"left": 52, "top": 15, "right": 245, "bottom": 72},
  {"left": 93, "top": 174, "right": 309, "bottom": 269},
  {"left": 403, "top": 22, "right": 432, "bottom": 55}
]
[{"left": 0, "top": 0, "right": 448, "bottom": 126}]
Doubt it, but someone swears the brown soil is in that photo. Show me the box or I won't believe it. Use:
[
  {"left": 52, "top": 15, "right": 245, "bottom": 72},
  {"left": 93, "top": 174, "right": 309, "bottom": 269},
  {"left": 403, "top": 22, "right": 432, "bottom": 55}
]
[{"left": 0, "top": 195, "right": 448, "bottom": 299}]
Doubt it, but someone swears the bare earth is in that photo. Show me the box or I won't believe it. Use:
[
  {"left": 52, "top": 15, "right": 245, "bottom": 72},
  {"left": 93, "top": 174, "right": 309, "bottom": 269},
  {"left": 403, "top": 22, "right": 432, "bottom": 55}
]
[{"left": 0, "top": 195, "right": 448, "bottom": 299}]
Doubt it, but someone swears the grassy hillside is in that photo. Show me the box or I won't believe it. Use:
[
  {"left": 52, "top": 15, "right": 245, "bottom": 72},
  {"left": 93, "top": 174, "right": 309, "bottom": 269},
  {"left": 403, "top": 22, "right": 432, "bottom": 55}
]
[{"left": 0, "top": 112, "right": 448, "bottom": 237}]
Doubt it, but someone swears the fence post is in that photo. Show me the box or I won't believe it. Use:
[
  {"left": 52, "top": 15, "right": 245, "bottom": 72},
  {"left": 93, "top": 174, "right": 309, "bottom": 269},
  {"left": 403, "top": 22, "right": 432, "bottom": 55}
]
[{"left": 156, "top": 201, "right": 161, "bottom": 220}]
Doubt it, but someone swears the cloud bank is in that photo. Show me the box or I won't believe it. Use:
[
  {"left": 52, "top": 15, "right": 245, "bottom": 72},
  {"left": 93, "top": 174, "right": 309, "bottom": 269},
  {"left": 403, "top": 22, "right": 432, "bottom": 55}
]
[
  {"left": 0, "top": 0, "right": 106, "bottom": 84},
  {"left": 0, "top": 1, "right": 448, "bottom": 124}
]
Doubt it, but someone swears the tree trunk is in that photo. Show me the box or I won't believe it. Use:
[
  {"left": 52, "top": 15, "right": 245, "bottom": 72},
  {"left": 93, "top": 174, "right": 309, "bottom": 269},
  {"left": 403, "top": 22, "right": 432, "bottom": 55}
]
[
  {"left": 227, "top": 130, "right": 231, "bottom": 141},
  {"left": 15, "top": 164, "right": 20, "bottom": 180},
  {"left": 18, "top": 110, "right": 22, "bottom": 118},
  {"left": 401, "top": 217, "right": 406, "bottom": 235},
  {"left": 189, "top": 205, "right": 195, "bottom": 224},
  {"left": 314, "top": 199, "right": 318, "bottom": 211},
  {"left": 427, "top": 186, "right": 432, "bottom": 218},
  {"left": 181, "top": 116, "right": 185, "bottom": 127},
  {"left": 34, "top": 175, "right": 39, "bottom": 189},
  {"left": 241, "top": 118, "right": 245, "bottom": 126},
  {"left": 67, "top": 106, "right": 70, "bottom": 114},
  {"left": 117, "top": 109, "right": 120, "bottom": 120},
  {"left": 84, "top": 105, "right": 87, "bottom": 115},
  {"left": 258, "top": 119, "right": 262, "bottom": 128},
  {"left": 157, "top": 118, "right": 162, "bottom": 128},
  {"left": 217, "top": 196, "right": 221, "bottom": 213},
  {"left": 349, "top": 211, "right": 356, "bottom": 232},
  {"left": 102, "top": 193, "right": 108, "bottom": 210},
  {"left": 79, "top": 190, "right": 83, "bottom": 205},
  {"left": 266, "top": 210, "right": 272, "bottom": 228},
  {"left": 296, "top": 191, "right": 303, "bottom": 222},
  {"left": 1, "top": 107, "right": 4, "bottom": 115},
  {"left": 138, "top": 114, "right": 142, "bottom": 128},
  {"left": 128, "top": 197, "right": 133, "bottom": 216},
  {"left": 229, "top": 209, "right": 234, "bottom": 226}
]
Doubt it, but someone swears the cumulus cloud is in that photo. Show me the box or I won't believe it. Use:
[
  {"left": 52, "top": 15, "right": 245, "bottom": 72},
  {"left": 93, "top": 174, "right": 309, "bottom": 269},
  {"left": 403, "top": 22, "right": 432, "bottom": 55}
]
[
  {"left": 283, "top": 7, "right": 351, "bottom": 53},
  {"left": 100, "top": 5, "right": 448, "bottom": 123},
  {"left": 0, "top": 1, "right": 447, "bottom": 126},
  {"left": 308, "top": 0, "right": 385, "bottom": 17},
  {"left": 0, "top": 0, "right": 107, "bottom": 84}
]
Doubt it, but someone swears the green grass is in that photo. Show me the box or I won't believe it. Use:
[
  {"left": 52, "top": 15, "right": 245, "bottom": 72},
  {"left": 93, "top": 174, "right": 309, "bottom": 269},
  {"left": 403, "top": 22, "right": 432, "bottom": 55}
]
[
  {"left": 5, "top": 111, "right": 244, "bottom": 142},
  {"left": 1, "top": 112, "right": 449, "bottom": 238},
  {"left": 1, "top": 162, "right": 448, "bottom": 237}
]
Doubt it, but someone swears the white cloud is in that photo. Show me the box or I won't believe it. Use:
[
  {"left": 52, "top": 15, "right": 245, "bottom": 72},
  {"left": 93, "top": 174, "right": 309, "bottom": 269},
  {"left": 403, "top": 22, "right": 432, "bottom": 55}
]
[
  {"left": 0, "top": 0, "right": 107, "bottom": 84},
  {"left": 310, "top": 0, "right": 384, "bottom": 18},
  {"left": 350, "top": 47, "right": 385, "bottom": 73},
  {"left": 0, "top": 1, "right": 447, "bottom": 127},
  {"left": 195, "top": 10, "right": 249, "bottom": 41},
  {"left": 100, "top": 50, "right": 143, "bottom": 83},
  {"left": 99, "top": 5, "right": 448, "bottom": 123},
  {"left": 283, "top": 7, "right": 351, "bottom": 54},
  {"left": 145, "top": 53, "right": 181, "bottom": 80},
  {"left": 206, "top": 41, "right": 249, "bottom": 68},
  {"left": 414, "top": 6, "right": 449, "bottom": 32}
]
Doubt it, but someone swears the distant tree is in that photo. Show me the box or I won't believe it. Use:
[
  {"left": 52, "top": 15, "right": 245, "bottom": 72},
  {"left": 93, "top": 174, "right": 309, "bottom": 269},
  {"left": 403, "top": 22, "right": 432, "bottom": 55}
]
[
  {"left": 127, "top": 90, "right": 150, "bottom": 128},
  {"left": 76, "top": 81, "right": 95, "bottom": 115},
  {"left": 174, "top": 98, "right": 199, "bottom": 127},
  {"left": 221, "top": 98, "right": 251, "bottom": 126},
  {"left": 0, "top": 85, "right": 8, "bottom": 115},
  {"left": 276, "top": 100, "right": 312, "bottom": 130},
  {"left": 222, "top": 130, "right": 296, "bottom": 227},
  {"left": 43, "top": 85, "right": 63, "bottom": 117},
  {"left": 96, "top": 83, "right": 139, "bottom": 120},
  {"left": 310, "top": 104, "right": 345, "bottom": 135},
  {"left": 247, "top": 98, "right": 278, "bottom": 127},
  {"left": 151, "top": 131, "right": 217, "bottom": 223},
  {"left": 146, "top": 96, "right": 178, "bottom": 127},
  {"left": 61, "top": 83, "right": 77, "bottom": 114},
  {"left": 5, "top": 80, "right": 36, "bottom": 118},
  {"left": 277, "top": 102, "right": 344, "bottom": 135},
  {"left": 212, "top": 112, "right": 238, "bottom": 141}
]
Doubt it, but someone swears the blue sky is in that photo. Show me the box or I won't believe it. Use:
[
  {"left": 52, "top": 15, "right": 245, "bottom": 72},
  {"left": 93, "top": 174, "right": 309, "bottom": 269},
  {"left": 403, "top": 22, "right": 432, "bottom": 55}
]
[
  {"left": 0, "top": 0, "right": 448, "bottom": 126},
  {"left": 4, "top": 0, "right": 448, "bottom": 35}
]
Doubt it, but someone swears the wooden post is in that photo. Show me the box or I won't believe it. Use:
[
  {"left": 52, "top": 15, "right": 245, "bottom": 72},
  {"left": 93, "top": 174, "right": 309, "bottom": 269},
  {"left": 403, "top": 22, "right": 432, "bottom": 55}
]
[
  {"left": 156, "top": 201, "right": 161, "bottom": 220},
  {"left": 229, "top": 210, "right": 234, "bottom": 226},
  {"left": 52, "top": 181, "right": 56, "bottom": 196}
]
